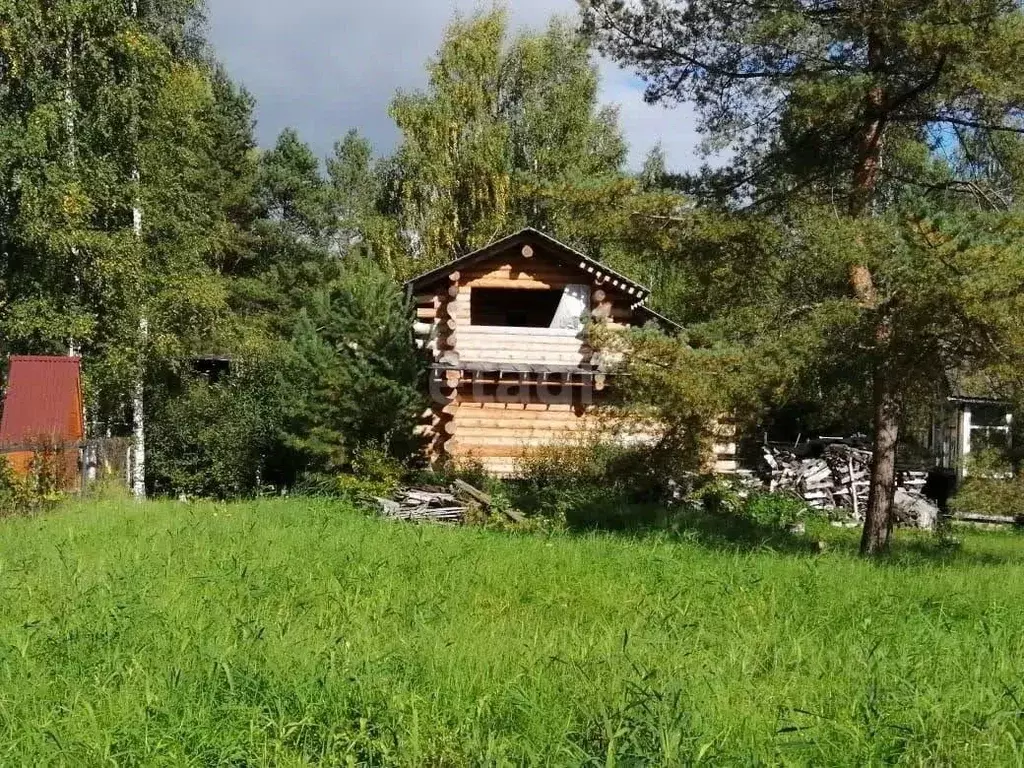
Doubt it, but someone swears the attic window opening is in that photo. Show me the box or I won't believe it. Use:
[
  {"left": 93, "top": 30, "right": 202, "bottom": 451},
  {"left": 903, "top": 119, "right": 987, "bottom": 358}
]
[{"left": 470, "top": 288, "right": 565, "bottom": 328}]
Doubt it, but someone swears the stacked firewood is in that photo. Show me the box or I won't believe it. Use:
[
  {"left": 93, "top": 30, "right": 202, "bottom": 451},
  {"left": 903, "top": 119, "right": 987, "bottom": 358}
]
[
  {"left": 375, "top": 489, "right": 465, "bottom": 524},
  {"left": 762, "top": 443, "right": 932, "bottom": 525}
]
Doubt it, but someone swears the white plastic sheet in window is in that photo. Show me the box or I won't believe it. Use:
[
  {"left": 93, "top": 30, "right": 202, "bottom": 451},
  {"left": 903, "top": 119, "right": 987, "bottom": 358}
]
[{"left": 550, "top": 284, "right": 590, "bottom": 331}]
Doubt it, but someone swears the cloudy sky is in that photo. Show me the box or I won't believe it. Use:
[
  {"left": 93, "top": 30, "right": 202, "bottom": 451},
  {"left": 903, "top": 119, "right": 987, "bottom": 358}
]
[{"left": 206, "top": 0, "right": 702, "bottom": 171}]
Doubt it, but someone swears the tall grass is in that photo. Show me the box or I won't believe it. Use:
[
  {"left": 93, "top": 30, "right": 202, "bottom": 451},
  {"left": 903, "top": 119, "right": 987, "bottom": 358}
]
[{"left": 0, "top": 499, "right": 1022, "bottom": 764}]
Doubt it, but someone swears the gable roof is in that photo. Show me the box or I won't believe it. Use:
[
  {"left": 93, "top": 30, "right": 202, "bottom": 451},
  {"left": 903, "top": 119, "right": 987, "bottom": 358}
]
[
  {"left": 0, "top": 356, "right": 85, "bottom": 448},
  {"left": 405, "top": 228, "right": 652, "bottom": 305}
]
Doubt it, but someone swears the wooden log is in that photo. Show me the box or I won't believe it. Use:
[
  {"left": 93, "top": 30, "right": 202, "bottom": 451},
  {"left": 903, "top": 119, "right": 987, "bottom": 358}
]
[
  {"left": 453, "top": 479, "right": 525, "bottom": 523},
  {"left": 521, "top": 245, "right": 534, "bottom": 258},
  {"left": 449, "top": 270, "right": 461, "bottom": 282},
  {"left": 464, "top": 277, "right": 567, "bottom": 290},
  {"left": 448, "top": 284, "right": 460, "bottom": 299},
  {"left": 413, "top": 321, "right": 433, "bottom": 337},
  {"left": 954, "top": 513, "right": 1024, "bottom": 526},
  {"left": 443, "top": 420, "right": 458, "bottom": 436},
  {"left": 592, "top": 289, "right": 606, "bottom": 304}
]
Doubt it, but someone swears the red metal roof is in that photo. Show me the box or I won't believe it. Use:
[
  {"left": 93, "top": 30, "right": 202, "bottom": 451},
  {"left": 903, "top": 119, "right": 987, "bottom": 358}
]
[{"left": 0, "top": 356, "right": 84, "bottom": 448}]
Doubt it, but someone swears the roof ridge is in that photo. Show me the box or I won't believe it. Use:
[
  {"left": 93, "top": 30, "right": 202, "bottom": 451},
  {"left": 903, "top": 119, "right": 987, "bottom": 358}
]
[
  {"left": 7, "top": 355, "right": 81, "bottom": 363},
  {"left": 405, "top": 227, "right": 652, "bottom": 298}
]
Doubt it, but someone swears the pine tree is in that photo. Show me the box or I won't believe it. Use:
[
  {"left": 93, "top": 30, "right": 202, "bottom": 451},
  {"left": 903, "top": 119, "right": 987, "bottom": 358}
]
[
  {"left": 585, "top": 0, "right": 1024, "bottom": 554},
  {"left": 280, "top": 257, "right": 425, "bottom": 476}
]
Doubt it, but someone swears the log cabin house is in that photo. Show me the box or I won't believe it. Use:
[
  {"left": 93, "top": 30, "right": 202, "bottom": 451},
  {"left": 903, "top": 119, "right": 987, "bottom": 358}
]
[{"left": 406, "top": 228, "right": 737, "bottom": 476}]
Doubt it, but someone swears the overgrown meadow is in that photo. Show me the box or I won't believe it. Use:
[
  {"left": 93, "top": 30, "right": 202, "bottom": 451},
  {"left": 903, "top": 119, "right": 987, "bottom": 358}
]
[{"left": 0, "top": 499, "right": 1022, "bottom": 765}]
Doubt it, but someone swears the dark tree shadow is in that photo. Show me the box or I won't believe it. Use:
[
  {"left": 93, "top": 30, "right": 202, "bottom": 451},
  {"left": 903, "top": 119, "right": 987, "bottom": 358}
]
[{"left": 561, "top": 503, "right": 1024, "bottom": 565}]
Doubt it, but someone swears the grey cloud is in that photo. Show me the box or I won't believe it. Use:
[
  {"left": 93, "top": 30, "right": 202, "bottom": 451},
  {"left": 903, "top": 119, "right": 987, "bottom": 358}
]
[{"left": 206, "top": 0, "right": 699, "bottom": 170}]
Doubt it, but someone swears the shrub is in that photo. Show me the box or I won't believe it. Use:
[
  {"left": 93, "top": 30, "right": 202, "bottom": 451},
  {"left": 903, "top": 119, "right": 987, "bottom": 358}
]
[
  {"left": 0, "top": 456, "right": 30, "bottom": 515},
  {"left": 147, "top": 363, "right": 285, "bottom": 499},
  {"left": 741, "top": 491, "right": 809, "bottom": 529},
  {"left": 950, "top": 451, "right": 1024, "bottom": 520},
  {"left": 0, "top": 446, "right": 73, "bottom": 516},
  {"left": 686, "top": 478, "right": 808, "bottom": 530},
  {"left": 511, "top": 436, "right": 676, "bottom": 529}
]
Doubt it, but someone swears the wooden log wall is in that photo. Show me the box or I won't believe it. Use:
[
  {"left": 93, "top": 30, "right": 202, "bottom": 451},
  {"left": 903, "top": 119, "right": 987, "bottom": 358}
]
[{"left": 411, "top": 241, "right": 741, "bottom": 477}]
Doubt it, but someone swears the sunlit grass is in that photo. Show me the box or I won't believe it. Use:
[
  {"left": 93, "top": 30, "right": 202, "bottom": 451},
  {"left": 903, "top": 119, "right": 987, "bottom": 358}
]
[{"left": 0, "top": 499, "right": 1021, "bottom": 764}]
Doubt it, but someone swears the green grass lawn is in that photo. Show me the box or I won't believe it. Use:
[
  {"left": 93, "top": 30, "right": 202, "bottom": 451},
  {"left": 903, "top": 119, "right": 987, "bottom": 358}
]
[{"left": 0, "top": 500, "right": 1023, "bottom": 765}]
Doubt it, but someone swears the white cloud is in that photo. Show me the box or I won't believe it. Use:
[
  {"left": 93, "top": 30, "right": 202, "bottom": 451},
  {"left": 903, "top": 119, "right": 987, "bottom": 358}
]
[{"left": 206, "top": 0, "right": 701, "bottom": 171}]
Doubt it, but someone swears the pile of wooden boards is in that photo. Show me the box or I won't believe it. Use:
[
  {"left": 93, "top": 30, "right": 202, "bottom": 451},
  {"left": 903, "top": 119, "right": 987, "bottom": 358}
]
[
  {"left": 375, "top": 489, "right": 465, "bottom": 524},
  {"left": 763, "top": 444, "right": 871, "bottom": 517},
  {"left": 374, "top": 480, "right": 525, "bottom": 525},
  {"left": 762, "top": 443, "right": 934, "bottom": 526}
]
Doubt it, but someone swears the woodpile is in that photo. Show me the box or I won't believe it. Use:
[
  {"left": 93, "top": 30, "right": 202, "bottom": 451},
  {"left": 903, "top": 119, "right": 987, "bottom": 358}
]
[
  {"left": 762, "top": 442, "right": 935, "bottom": 527},
  {"left": 374, "top": 480, "right": 525, "bottom": 525},
  {"left": 375, "top": 489, "right": 465, "bottom": 524}
]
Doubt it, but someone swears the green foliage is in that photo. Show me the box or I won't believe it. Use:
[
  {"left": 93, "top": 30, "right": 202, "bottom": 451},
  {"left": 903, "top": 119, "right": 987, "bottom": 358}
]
[
  {"left": 591, "top": 321, "right": 754, "bottom": 470},
  {"left": 147, "top": 364, "right": 285, "bottom": 499},
  {"left": 512, "top": 436, "right": 673, "bottom": 529},
  {"left": 951, "top": 450, "right": 1024, "bottom": 519},
  {"left": 585, "top": 0, "right": 1024, "bottom": 210},
  {"left": 322, "top": 444, "right": 408, "bottom": 504},
  {"left": 0, "top": 449, "right": 71, "bottom": 516},
  {"left": 0, "top": 457, "right": 30, "bottom": 516},
  {"left": 687, "top": 477, "right": 809, "bottom": 531},
  {"left": 384, "top": 8, "right": 631, "bottom": 273},
  {"left": 279, "top": 256, "right": 426, "bottom": 477}
]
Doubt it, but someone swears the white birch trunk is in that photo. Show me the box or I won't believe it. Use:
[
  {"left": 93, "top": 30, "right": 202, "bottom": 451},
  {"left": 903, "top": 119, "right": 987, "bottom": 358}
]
[
  {"left": 129, "top": 0, "right": 147, "bottom": 499},
  {"left": 132, "top": 168, "right": 147, "bottom": 499},
  {"left": 66, "top": 29, "right": 81, "bottom": 359}
]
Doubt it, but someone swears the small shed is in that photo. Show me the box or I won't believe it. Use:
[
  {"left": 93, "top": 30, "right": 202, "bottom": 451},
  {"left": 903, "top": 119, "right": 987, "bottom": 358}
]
[
  {"left": 931, "top": 395, "right": 1014, "bottom": 478},
  {"left": 406, "top": 228, "right": 735, "bottom": 476},
  {"left": 0, "top": 356, "right": 85, "bottom": 485}
]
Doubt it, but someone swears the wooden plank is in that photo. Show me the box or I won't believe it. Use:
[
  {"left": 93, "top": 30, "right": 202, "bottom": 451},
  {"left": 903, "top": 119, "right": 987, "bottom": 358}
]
[
  {"left": 464, "top": 265, "right": 583, "bottom": 280},
  {"left": 450, "top": 436, "right": 585, "bottom": 449},
  {"left": 447, "top": 445, "right": 533, "bottom": 458},
  {"left": 464, "top": 277, "right": 572, "bottom": 290},
  {"left": 452, "top": 479, "right": 525, "bottom": 523},
  {"left": 453, "top": 413, "right": 589, "bottom": 425},
  {"left": 954, "top": 513, "right": 1024, "bottom": 526}
]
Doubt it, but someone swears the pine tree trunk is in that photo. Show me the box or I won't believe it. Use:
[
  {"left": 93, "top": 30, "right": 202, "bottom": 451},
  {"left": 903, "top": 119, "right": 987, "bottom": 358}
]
[
  {"left": 849, "top": 27, "right": 900, "bottom": 554},
  {"left": 861, "top": 358, "right": 900, "bottom": 555}
]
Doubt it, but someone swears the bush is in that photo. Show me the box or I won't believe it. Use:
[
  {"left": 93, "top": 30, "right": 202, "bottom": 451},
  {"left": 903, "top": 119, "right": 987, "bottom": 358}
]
[
  {"left": 686, "top": 478, "right": 808, "bottom": 530},
  {"left": 0, "top": 447, "right": 73, "bottom": 516},
  {"left": 148, "top": 363, "right": 285, "bottom": 499},
  {"left": 950, "top": 451, "right": 1024, "bottom": 519},
  {"left": 511, "top": 436, "right": 677, "bottom": 529},
  {"left": 0, "top": 456, "right": 30, "bottom": 515}
]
